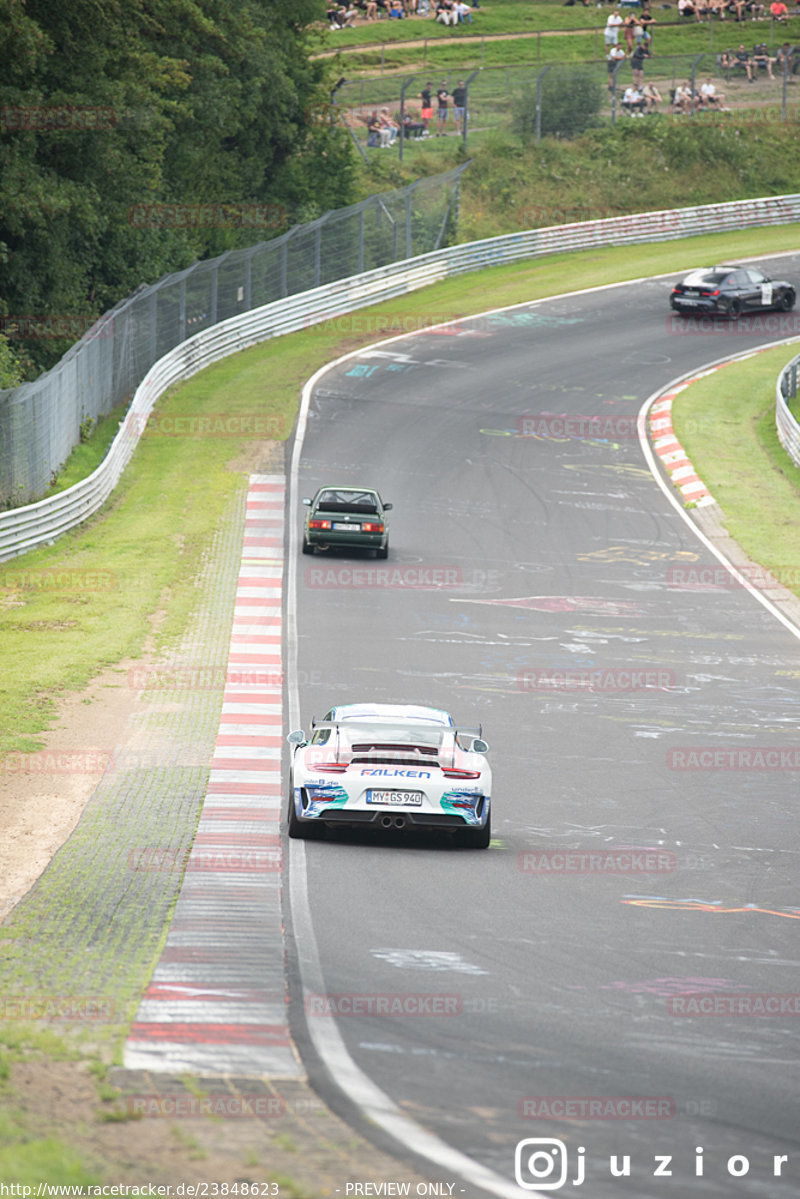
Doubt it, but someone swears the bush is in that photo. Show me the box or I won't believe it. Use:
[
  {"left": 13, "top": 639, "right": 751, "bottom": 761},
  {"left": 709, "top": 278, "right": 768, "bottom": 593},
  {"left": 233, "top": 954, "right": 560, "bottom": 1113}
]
[{"left": 512, "top": 68, "right": 605, "bottom": 141}]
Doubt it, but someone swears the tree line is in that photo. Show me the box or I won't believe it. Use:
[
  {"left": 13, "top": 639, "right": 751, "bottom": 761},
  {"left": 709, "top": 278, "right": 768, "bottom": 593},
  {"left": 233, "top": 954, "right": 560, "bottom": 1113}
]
[{"left": 0, "top": 0, "right": 355, "bottom": 378}]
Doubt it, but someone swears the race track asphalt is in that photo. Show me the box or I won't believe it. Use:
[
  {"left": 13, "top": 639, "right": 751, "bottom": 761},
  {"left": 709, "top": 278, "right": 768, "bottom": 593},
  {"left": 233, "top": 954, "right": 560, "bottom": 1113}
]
[{"left": 286, "top": 257, "right": 800, "bottom": 1198}]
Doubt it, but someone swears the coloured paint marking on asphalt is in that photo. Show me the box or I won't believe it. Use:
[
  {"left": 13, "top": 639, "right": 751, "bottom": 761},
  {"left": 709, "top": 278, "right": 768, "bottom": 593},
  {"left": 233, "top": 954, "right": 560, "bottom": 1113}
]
[
  {"left": 622, "top": 895, "right": 800, "bottom": 919},
  {"left": 124, "top": 474, "right": 301, "bottom": 1077},
  {"left": 453, "top": 596, "right": 644, "bottom": 616}
]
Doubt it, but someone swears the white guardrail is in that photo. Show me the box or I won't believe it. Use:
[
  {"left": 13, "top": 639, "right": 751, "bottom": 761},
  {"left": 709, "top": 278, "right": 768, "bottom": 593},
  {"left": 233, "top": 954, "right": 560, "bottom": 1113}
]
[
  {"left": 3, "top": 192, "right": 800, "bottom": 562},
  {"left": 776, "top": 352, "right": 800, "bottom": 470}
]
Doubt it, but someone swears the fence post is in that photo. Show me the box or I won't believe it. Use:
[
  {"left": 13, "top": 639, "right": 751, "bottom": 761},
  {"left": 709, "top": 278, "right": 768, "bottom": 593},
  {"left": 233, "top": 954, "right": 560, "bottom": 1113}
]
[
  {"left": 179, "top": 278, "right": 187, "bottom": 343},
  {"left": 210, "top": 264, "right": 218, "bottom": 326},
  {"left": 689, "top": 53, "right": 703, "bottom": 117},
  {"left": 399, "top": 74, "right": 417, "bottom": 162},
  {"left": 462, "top": 69, "right": 479, "bottom": 150},
  {"left": 535, "top": 65, "right": 551, "bottom": 141}
]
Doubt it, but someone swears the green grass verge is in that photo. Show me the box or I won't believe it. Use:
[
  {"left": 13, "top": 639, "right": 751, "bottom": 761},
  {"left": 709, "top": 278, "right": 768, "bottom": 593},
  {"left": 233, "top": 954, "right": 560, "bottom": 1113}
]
[
  {"left": 44, "top": 403, "right": 130, "bottom": 497},
  {"left": 671, "top": 343, "right": 800, "bottom": 595},
  {"left": 2, "top": 221, "right": 800, "bottom": 760}
]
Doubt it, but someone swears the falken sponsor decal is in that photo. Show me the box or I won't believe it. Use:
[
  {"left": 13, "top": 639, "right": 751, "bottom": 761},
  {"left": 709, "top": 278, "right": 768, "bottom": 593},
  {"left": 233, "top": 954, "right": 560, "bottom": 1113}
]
[{"left": 360, "top": 768, "right": 432, "bottom": 778}]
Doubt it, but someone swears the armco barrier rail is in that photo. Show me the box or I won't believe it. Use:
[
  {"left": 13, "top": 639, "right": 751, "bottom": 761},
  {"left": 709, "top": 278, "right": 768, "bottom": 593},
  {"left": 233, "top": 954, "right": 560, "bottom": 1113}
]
[
  {"left": 777, "top": 351, "right": 800, "bottom": 469},
  {"left": 2, "top": 191, "right": 800, "bottom": 562}
]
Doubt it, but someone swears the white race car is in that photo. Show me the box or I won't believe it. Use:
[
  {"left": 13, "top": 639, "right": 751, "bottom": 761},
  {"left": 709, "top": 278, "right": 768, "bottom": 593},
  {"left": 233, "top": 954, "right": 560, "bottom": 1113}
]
[{"left": 286, "top": 703, "right": 492, "bottom": 848}]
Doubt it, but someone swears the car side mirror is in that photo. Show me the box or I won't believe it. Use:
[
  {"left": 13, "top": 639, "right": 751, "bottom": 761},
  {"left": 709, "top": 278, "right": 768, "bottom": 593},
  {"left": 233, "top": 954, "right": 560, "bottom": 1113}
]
[
  {"left": 383, "top": 502, "right": 393, "bottom": 511},
  {"left": 287, "top": 730, "right": 307, "bottom": 746},
  {"left": 472, "top": 738, "right": 489, "bottom": 754},
  {"left": 302, "top": 497, "right": 312, "bottom": 506}
]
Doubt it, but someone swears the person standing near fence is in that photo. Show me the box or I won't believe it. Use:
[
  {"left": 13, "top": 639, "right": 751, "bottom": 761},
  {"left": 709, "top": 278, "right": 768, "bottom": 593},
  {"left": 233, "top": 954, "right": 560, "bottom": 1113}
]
[
  {"left": 420, "top": 82, "right": 434, "bottom": 134},
  {"left": 452, "top": 80, "right": 467, "bottom": 133},
  {"left": 436, "top": 82, "right": 450, "bottom": 134},
  {"left": 604, "top": 8, "right": 623, "bottom": 48},
  {"left": 631, "top": 38, "right": 649, "bottom": 86}
]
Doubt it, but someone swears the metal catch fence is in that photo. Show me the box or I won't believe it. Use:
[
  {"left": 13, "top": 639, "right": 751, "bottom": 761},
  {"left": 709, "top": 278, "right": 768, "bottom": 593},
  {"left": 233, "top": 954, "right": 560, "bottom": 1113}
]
[{"left": 0, "top": 164, "right": 468, "bottom": 507}]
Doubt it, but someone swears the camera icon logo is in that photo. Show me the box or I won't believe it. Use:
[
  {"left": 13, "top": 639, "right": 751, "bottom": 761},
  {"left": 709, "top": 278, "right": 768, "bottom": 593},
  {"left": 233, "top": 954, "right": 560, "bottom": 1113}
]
[{"left": 514, "top": 1138, "right": 569, "bottom": 1190}]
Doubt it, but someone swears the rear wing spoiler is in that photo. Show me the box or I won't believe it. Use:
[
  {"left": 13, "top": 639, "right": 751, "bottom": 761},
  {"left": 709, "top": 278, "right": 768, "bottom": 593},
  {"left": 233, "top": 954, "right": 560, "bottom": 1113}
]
[{"left": 307, "top": 719, "right": 486, "bottom": 757}]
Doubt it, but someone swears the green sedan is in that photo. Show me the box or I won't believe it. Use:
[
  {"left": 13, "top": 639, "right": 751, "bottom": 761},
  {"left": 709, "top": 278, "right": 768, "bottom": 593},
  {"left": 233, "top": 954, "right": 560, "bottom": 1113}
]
[{"left": 302, "top": 486, "right": 392, "bottom": 558}]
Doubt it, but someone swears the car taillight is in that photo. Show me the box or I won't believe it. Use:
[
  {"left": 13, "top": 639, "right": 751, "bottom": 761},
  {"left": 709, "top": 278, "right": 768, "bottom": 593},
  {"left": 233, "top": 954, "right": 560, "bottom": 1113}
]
[
  {"left": 362, "top": 522, "right": 384, "bottom": 533},
  {"left": 671, "top": 287, "right": 681, "bottom": 294},
  {"left": 709, "top": 289, "right": 720, "bottom": 296},
  {"left": 442, "top": 768, "right": 481, "bottom": 779},
  {"left": 309, "top": 519, "right": 331, "bottom": 530},
  {"left": 316, "top": 762, "right": 347, "bottom": 772}
]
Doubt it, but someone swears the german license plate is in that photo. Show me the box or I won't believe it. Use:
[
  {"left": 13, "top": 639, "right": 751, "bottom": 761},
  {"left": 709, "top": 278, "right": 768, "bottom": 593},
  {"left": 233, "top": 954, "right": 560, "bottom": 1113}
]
[
  {"left": 367, "top": 790, "right": 423, "bottom": 806},
  {"left": 333, "top": 522, "right": 359, "bottom": 531}
]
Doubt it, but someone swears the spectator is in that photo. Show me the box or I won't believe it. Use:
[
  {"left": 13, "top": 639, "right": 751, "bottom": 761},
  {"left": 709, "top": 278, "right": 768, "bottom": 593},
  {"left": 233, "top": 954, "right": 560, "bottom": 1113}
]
[
  {"left": 366, "top": 111, "right": 381, "bottom": 146},
  {"left": 454, "top": 0, "right": 473, "bottom": 20},
  {"left": 624, "top": 12, "right": 637, "bottom": 50},
  {"left": 379, "top": 107, "right": 399, "bottom": 145},
  {"left": 735, "top": 42, "right": 754, "bottom": 77},
  {"left": 402, "top": 109, "right": 426, "bottom": 138},
  {"left": 639, "top": 6, "right": 656, "bottom": 41},
  {"left": 622, "top": 84, "right": 647, "bottom": 114},
  {"left": 419, "top": 82, "right": 434, "bottom": 133},
  {"left": 606, "top": 42, "right": 626, "bottom": 88},
  {"left": 776, "top": 41, "right": 795, "bottom": 71},
  {"left": 631, "top": 38, "right": 649, "bottom": 84},
  {"left": 725, "top": 0, "right": 746, "bottom": 20},
  {"left": 435, "top": 0, "right": 457, "bottom": 22},
  {"left": 329, "top": 4, "right": 358, "bottom": 25},
  {"left": 605, "top": 8, "right": 624, "bottom": 46},
  {"left": 436, "top": 81, "right": 450, "bottom": 133},
  {"left": 678, "top": 0, "right": 701, "bottom": 18},
  {"left": 752, "top": 42, "right": 775, "bottom": 75},
  {"left": 642, "top": 81, "right": 662, "bottom": 109},
  {"left": 700, "top": 76, "right": 727, "bottom": 104},
  {"left": 452, "top": 79, "right": 467, "bottom": 131},
  {"left": 389, "top": 0, "right": 404, "bottom": 15},
  {"left": 672, "top": 80, "right": 697, "bottom": 110},
  {"left": 770, "top": 0, "right": 790, "bottom": 18}
]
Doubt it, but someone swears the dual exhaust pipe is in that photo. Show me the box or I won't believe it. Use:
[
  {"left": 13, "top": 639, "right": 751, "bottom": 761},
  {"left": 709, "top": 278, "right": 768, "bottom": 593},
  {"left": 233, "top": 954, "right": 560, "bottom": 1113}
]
[{"left": 380, "top": 814, "right": 406, "bottom": 829}]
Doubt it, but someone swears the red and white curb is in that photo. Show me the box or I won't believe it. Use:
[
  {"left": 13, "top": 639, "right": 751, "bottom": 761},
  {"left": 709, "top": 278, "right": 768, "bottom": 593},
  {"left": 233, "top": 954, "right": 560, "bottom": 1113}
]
[
  {"left": 125, "top": 474, "right": 300, "bottom": 1077},
  {"left": 649, "top": 380, "right": 716, "bottom": 508}
]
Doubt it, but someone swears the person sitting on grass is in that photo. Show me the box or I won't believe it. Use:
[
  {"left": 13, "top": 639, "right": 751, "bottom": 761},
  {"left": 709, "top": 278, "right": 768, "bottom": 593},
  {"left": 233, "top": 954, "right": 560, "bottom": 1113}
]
[
  {"left": 699, "top": 75, "right": 728, "bottom": 105},
  {"left": 642, "top": 81, "right": 662, "bottom": 110},
  {"left": 735, "top": 42, "right": 754, "bottom": 77},
  {"left": 672, "top": 80, "right": 696, "bottom": 111},
  {"left": 366, "top": 112, "right": 382, "bottom": 146},
  {"left": 402, "top": 109, "right": 426, "bottom": 138},
  {"left": 622, "top": 84, "right": 647, "bottom": 114},
  {"left": 379, "top": 107, "right": 399, "bottom": 145},
  {"left": 752, "top": 42, "right": 775, "bottom": 76},
  {"left": 775, "top": 41, "right": 795, "bottom": 71},
  {"left": 770, "top": 0, "right": 790, "bottom": 19}
]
